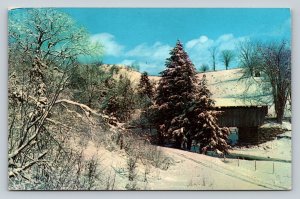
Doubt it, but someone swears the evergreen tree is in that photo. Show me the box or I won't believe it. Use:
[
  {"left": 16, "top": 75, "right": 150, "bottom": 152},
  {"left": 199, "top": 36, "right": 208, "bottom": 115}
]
[
  {"left": 136, "top": 72, "right": 154, "bottom": 129},
  {"left": 153, "top": 40, "right": 230, "bottom": 153},
  {"left": 153, "top": 40, "right": 197, "bottom": 148},
  {"left": 102, "top": 75, "right": 137, "bottom": 122},
  {"left": 196, "top": 74, "right": 215, "bottom": 109},
  {"left": 191, "top": 75, "right": 230, "bottom": 154},
  {"left": 137, "top": 71, "right": 154, "bottom": 105}
]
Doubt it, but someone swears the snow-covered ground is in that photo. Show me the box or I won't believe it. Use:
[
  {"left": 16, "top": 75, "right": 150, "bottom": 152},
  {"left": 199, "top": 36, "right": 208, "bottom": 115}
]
[
  {"left": 228, "top": 121, "right": 291, "bottom": 160},
  {"left": 158, "top": 147, "right": 291, "bottom": 190},
  {"left": 81, "top": 134, "right": 291, "bottom": 190}
]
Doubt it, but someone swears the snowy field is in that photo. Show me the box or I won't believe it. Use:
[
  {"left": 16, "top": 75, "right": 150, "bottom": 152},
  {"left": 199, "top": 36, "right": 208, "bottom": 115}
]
[{"left": 81, "top": 132, "right": 291, "bottom": 190}]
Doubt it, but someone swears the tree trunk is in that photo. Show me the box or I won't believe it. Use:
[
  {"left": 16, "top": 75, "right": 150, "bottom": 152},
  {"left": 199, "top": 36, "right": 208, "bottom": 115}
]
[
  {"left": 276, "top": 105, "right": 284, "bottom": 124},
  {"left": 157, "top": 131, "right": 165, "bottom": 146},
  {"left": 174, "top": 136, "right": 182, "bottom": 149},
  {"left": 275, "top": 94, "right": 285, "bottom": 124},
  {"left": 187, "top": 139, "right": 192, "bottom": 151}
]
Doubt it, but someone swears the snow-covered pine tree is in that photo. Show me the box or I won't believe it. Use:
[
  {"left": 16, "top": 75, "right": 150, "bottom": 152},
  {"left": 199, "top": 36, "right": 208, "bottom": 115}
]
[
  {"left": 137, "top": 71, "right": 154, "bottom": 105},
  {"left": 191, "top": 75, "right": 230, "bottom": 154},
  {"left": 137, "top": 72, "right": 154, "bottom": 128},
  {"left": 153, "top": 40, "right": 197, "bottom": 148}
]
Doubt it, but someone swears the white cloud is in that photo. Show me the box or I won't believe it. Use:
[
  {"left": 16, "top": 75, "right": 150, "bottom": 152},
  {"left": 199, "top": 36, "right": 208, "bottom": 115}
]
[
  {"left": 91, "top": 33, "right": 124, "bottom": 57},
  {"left": 138, "top": 61, "right": 166, "bottom": 75},
  {"left": 90, "top": 32, "right": 251, "bottom": 74},
  {"left": 119, "top": 58, "right": 166, "bottom": 75},
  {"left": 126, "top": 42, "right": 171, "bottom": 61},
  {"left": 119, "top": 59, "right": 136, "bottom": 66},
  {"left": 185, "top": 34, "right": 248, "bottom": 70},
  {"left": 215, "top": 34, "right": 247, "bottom": 51},
  {"left": 217, "top": 34, "right": 234, "bottom": 42},
  {"left": 186, "top": 35, "right": 210, "bottom": 49},
  {"left": 185, "top": 35, "right": 215, "bottom": 69},
  {"left": 124, "top": 42, "right": 172, "bottom": 74},
  {"left": 120, "top": 34, "right": 248, "bottom": 74}
]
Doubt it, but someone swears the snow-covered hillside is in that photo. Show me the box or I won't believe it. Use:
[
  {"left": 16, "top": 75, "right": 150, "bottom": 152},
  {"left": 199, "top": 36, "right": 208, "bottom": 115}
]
[
  {"left": 195, "top": 68, "right": 291, "bottom": 118},
  {"left": 196, "top": 68, "right": 269, "bottom": 106}
]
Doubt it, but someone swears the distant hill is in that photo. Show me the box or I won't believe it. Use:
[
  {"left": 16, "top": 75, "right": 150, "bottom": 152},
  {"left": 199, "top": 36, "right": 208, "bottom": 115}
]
[
  {"left": 102, "top": 65, "right": 290, "bottom": 117},
  {"left": 196, "top": 68, "right": 271, "bottom": 107}
]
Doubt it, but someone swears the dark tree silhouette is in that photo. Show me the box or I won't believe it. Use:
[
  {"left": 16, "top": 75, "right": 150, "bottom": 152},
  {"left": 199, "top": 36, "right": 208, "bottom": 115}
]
[
  {"left": 209, "top": 46, "right": 218, "bottom": 71},
  {"left": 137, "top": 72, "right": 155, "bottom": 128},
  {"left": 137, "top": 71, "right": 154, "bottom": 102},
  {"left": 153, "top": 40, "right": 197, "bottom": 148},
  {"left": 221, "top": 50, "right": 234, "bottom": 70},
  {"left": 238, "top": 40, "right": 260, "bottom": 77},
  {"left": 102, "top": 75, "right": 137, "bottom": 122},
  {"left": 239, "top": 40, "right": 291, "bottom": 123}
]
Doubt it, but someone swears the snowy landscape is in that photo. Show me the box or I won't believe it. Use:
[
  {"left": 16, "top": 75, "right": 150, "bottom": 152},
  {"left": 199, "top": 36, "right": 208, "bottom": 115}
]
[
  {"left": 8, "top": 8, "right": 291, "bottom": 190},
  {"left": 70, "top": 68, "right": 292, "bottom": 190}
]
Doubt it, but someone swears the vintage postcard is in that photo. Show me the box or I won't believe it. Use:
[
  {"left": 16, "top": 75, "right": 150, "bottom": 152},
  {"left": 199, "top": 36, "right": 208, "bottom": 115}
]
[{"left": 8, "top": 8, "right": 291, "bottom": 190}]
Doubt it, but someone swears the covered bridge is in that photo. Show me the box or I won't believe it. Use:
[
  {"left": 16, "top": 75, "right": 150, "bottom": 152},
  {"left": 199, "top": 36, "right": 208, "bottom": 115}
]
[{"left": 215, "top": 105, "right": 268, "bottom": 144}]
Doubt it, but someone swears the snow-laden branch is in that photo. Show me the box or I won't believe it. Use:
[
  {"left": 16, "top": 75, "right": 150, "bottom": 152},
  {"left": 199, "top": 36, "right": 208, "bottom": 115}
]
[
  {"left": 55, "top": 99, "right": 119, "bottom": 127},
  {"left": 9, "top": 151, "right": 48, "bottom": 178}
]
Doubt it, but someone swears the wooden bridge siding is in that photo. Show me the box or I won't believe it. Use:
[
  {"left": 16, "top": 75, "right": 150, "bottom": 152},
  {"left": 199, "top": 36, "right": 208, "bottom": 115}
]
[
  {"left": 238, "top": 127, "right": 259, "bottom": 144},
  {"left": 129, "top": 106, "right": 268, "bottom": 145},
  {"left": 216, "top": 106, "right": 268, "bottom": 127},
  {"left": 215, "top": 106, "right": 268, "bottom": 145}
]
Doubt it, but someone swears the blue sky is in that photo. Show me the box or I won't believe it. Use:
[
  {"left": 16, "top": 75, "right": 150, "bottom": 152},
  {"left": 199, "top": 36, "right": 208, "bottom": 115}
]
[{"left": 51, "top": 9, "right": 291, "bottom": 74}]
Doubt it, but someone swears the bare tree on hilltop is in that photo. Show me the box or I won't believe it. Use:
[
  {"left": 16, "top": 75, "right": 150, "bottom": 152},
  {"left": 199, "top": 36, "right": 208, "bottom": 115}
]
[
  {"left": 220, "top": 50, "right": 235, "bottom": 70},
  {"left": 238, "top": 40, "right": 261, "bottom": 77},
  {"left": 209, "top": 46, "right": 218, "bottom": 71}
]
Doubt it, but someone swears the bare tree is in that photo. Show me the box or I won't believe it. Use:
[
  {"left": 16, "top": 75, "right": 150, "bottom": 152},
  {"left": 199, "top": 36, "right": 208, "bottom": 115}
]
[
  {"left": 209, "top": 46, "right": 218, "bottom": 71},
  {"left": 199, "top": 63, "right": 209, "bottom": 73},
  {"left": 238, "top": 40, "right": 260, "bottom": 77},
  {"left": 8, "top": 8, "right": 102, "bottom": 187},
  {"left": 256, "top": 41, "right": 291, "bottom": 123},
  {"left": 239, "top": 40, "right": 291, "bottom": 123},
  {"left": 220, "top": 50, "right": 235, "bottom": 70}
]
